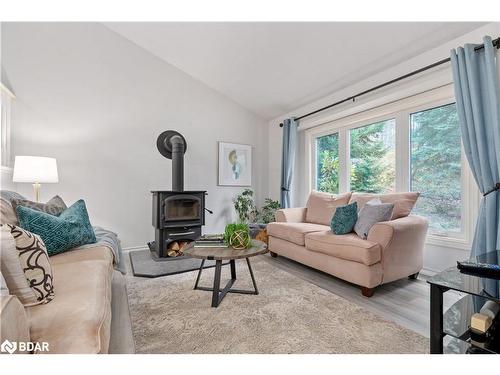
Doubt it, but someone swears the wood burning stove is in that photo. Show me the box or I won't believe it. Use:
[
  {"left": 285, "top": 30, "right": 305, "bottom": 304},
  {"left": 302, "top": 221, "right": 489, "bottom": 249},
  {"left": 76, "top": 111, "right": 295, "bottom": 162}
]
[
  {"left": 152, "top": 190, "right": 206, "bottom": 257},
  {"left": 151, "top": 130, "right": 210, "bottom": 258}
]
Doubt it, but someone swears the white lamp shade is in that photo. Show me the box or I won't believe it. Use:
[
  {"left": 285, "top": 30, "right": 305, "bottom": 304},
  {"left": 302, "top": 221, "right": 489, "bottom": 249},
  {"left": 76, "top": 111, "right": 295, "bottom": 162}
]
[{"left": 13, "top": 156, "right": 59, "bottom": 183}]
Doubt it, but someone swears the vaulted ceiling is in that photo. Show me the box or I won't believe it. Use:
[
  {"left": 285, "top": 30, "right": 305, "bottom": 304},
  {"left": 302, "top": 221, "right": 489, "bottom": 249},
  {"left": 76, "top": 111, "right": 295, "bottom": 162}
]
[{"left": 105, "top": 22, "right": 485, "bottom": 119}]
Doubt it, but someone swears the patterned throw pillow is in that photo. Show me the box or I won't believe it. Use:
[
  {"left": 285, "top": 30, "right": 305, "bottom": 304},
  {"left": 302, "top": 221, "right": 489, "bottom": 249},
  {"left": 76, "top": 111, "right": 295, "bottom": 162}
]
[
  {"left": 16, "top": 199, "right": 96, "bottom": 256},
  {"left": 354, "top": 199, "right": 395, "bottom": 239},
  {"left": 11, "top": 195, "right": 67, "bottom": 218},
  {"left": 330, "top": 202, "right": 358, "bottom": 235},
  {"left": 0, "top": 224, "right": 54, "bottom": 306}
]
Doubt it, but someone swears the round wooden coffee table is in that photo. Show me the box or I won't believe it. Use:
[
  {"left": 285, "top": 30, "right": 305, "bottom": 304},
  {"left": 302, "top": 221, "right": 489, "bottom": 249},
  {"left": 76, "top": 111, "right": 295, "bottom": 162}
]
[{"left": 183, "top": 240, "right": 268, "bottom": 307}]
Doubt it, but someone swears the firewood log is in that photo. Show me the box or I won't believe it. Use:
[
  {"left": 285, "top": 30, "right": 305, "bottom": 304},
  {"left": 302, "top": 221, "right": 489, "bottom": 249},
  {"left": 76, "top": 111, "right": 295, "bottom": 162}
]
[
  {"left": 169, "top": 241, "right": 180, "bottom": 251},
  {"left": 167, "top": 250, "right": 178, "bottom": 257}
]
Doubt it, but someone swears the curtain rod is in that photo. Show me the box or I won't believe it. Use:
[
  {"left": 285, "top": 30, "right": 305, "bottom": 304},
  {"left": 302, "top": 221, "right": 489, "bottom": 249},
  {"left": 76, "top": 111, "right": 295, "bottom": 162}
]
[{"left": 279, "top": 36, "right": 500, "bottom": 127}]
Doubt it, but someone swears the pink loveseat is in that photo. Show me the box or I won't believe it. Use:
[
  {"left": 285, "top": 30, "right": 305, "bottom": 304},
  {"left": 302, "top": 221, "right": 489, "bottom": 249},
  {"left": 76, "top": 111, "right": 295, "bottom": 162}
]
[{"left": 267, "top": 191, "right": 428, "bottom": 297}]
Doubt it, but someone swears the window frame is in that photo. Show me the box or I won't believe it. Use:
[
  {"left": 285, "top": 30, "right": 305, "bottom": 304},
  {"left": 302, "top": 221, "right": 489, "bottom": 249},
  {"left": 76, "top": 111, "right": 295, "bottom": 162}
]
[
  {"left": 305, "top": 85, "right": 479, "bottom": 249},
  {"left": 0, "top": 82, "right": 14, "bottom": 169}
]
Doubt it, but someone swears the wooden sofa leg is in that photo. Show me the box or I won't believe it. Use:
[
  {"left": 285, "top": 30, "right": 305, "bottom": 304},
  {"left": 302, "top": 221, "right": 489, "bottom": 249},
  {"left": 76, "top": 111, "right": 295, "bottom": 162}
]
[
  {"left": 270, "top": 251, "right": 278, "bottom": 258},
  {"left": 408, "top": 272, "right": 419, "bottom": 280},
  {"left": 361, "top": 287, "right": 375, "bottom": 298}
]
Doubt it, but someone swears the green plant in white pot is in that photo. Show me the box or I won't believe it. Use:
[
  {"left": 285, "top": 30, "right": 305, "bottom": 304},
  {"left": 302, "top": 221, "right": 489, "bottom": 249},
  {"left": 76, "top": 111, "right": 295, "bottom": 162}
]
[{"left": 233, "top": 188, "right": 257, "bottom": 223}]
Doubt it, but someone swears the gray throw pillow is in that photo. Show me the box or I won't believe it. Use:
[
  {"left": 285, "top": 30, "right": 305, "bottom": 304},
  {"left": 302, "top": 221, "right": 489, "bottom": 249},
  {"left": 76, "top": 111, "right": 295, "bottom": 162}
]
[
  {"left": 11, "top": 195, "right": 67, "bottom": 218},
  {"left": 354, "top": 200, "right": 394, "bottom": 239}
]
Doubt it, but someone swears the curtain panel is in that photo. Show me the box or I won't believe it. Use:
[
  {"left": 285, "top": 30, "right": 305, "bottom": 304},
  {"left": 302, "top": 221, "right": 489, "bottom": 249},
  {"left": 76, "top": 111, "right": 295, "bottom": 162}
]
[
  {"left": 451, "top": 36, "right": 500, "bottom": 295},
  {"left": 280, "top": 118, "right": 298, "bottom": 208}
]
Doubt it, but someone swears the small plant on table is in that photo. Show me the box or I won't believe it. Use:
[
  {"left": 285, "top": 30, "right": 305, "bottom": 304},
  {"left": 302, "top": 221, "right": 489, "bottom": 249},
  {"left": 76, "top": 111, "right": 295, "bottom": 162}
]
[{"left": 224, "top": 223, "right": 251, "bottom": 249}]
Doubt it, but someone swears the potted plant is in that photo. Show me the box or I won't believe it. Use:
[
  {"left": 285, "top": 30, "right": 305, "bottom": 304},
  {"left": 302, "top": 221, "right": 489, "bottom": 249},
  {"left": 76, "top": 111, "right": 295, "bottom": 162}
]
[
  {"left": 233, "top": 188, "right": 257, "bottom": 223},
  {"left": 233, "top": 189, "right": 280, "bottom": 239}
]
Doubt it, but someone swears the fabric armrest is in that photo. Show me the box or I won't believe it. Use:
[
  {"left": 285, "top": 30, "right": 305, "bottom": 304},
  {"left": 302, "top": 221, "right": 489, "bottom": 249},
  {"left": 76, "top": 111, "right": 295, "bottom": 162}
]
[
  {"left": 0, "top": 295, "right": 31, "bottom": 353},
  {"left": 274, "top": 207, "right": 307, "bottom": 223},
  {"left": 367, "top": 215, "right": 429, "bottom": 284}
]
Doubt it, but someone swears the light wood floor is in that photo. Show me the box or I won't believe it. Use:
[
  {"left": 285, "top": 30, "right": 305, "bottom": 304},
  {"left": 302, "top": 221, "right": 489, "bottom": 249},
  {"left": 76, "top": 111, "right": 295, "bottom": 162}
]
[{"left": 260, "top": 253, "right": 462, "bottom": 338}]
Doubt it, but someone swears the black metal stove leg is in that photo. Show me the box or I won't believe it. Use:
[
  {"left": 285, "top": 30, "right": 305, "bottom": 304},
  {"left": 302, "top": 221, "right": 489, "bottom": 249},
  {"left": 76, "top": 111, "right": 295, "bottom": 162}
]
[
  {"left": 211, "top": 260, "right": 222, "bottom": 307},
  {"left": 194, "top": 259, "right": 205, "bottom": 289},
  {"left": 246, "top": 258, "right": 259, "bottom": 295}
]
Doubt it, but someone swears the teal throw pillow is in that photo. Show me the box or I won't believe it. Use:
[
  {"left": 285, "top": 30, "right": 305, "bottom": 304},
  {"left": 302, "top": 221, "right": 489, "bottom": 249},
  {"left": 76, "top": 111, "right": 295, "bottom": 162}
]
[
  {"left": 16, "top": 199, "right": 96, "bottom": 256},
  {"left": 330, "top": 202, "right": 358, "bottom": 235}
]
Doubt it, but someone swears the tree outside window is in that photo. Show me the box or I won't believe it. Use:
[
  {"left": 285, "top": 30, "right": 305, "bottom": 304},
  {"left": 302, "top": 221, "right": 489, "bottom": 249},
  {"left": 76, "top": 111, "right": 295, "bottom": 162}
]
[
  {"left": 316, "top": 133, "right": 339, "bottom": 194},
  {"left": 349, "top": 119, "right": 395, "bottom": 193},
  {"left": 410, "top": 103, "right": 462, "bottom": 234}
]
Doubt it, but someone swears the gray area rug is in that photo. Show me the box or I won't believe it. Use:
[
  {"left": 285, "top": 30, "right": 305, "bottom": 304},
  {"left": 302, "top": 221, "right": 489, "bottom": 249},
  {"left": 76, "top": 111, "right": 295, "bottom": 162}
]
[{"left": 126, "top": 256, "right": 429, "bottom": 353}]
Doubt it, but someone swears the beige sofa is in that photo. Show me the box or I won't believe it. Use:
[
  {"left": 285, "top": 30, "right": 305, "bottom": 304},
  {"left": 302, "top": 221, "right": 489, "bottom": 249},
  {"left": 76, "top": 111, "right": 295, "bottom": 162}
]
[
  {"left": 267, "top": 191, "right": 428, "bottom": 297},
  {"left": 1, "top": 246, "right": 114, "bottom": 354},
  {"left": 0, "top": 193, "right": 134, "bottom": 354}
]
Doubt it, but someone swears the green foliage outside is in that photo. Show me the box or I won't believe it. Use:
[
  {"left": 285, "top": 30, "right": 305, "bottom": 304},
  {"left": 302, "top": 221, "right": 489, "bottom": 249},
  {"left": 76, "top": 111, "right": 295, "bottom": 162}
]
[
  {"left": 316, "top": 133, "right": 339, "bottom": 193},
  {"left": 316, "top": 120, "right": 395, "bottom": 194},
  {"left": 411, "top": 103, "right": 461, "bottom": 233},
  {"left": 316, "top": 104, "right": 461, "bottom": 233},
  {"left": 350, "top": 120, "right": 395, "bottom": 193}
]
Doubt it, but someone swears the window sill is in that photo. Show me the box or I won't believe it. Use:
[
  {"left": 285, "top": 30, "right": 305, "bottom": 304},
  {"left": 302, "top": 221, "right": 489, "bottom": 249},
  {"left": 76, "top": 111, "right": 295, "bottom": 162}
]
[{"left": 426, "top": 233, "right": 471, "bottom": 251}]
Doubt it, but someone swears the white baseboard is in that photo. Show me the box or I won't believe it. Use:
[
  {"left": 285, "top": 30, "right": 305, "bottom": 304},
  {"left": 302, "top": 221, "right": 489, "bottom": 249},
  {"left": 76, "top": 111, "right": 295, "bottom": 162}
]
[
  {"left": 420, "top": 268, "right": 438, "bottom": 277},
  {"left": 122, "top": 245, "right": 149, "bottom": 253}
]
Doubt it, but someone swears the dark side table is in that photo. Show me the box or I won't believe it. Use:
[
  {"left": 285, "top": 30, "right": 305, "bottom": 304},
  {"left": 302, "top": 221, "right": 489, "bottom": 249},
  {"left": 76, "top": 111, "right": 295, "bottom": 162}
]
[
  {"left": 183, "top": 240, "right": 268, "bottom": 308},
  {"left": 427, "top": 250, "right": 500, "bottom": 354}
]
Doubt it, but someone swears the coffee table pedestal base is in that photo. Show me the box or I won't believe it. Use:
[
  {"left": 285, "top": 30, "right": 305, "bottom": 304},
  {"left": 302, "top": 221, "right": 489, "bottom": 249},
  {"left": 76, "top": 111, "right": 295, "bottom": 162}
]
[{"left": 194, "top": 258, "right": 259, "bottom": 308}]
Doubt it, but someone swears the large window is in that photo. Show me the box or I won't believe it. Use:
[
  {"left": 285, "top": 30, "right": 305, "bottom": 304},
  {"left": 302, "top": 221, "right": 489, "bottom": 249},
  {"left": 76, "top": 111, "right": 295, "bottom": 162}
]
[
  {"left": 410, "top": 103, "right": 462, "bottom": 234},
  {"left": 316, "top": 133, "right": 339, "bottom": 194},
  {"left": 350, "top": 119, "right": 395, "bottom": 193},
  {"left": 309, "top": 88, "right": 474, "bottom": 243}
]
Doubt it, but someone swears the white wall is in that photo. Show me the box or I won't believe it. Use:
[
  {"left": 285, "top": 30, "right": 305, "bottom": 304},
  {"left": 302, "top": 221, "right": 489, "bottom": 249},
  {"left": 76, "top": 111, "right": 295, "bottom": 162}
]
[
  {"left": 267, "top": 22, "right": 500, "bottom": 274},
  {"left": 1, "top": 22, "right": 268, "bottom": 249}
]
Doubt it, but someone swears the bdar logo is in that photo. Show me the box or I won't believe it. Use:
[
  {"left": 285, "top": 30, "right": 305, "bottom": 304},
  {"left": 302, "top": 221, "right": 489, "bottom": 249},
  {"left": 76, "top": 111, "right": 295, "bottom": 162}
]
[{"left": 1, "top": 340, "right": 17, "bottom": 354}]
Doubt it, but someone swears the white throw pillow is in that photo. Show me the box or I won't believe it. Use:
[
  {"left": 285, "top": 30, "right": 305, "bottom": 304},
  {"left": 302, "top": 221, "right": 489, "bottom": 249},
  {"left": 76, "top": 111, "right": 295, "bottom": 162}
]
[
  {"left": 0, "top": 224, "right": 54, "bottom": 306},
  {"left": 354, "top": 199, "right": 394, "bottom": 239}
]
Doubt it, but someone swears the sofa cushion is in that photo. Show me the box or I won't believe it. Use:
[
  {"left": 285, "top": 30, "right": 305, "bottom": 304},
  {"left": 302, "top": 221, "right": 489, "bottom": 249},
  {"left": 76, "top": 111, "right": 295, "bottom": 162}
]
[
  {"left": 349, "top": 192, "right": 419, "bottom": 220},
  {"left": 26, "top": 257, "right": 113, "bottom": 354},
  {"left": 17, "top": 199, "right": 97, "bottom": 256},
  {"left": 354, "top": 200, "right": 394, "bottom": 239},
  {"left": 1, "top": 225, "right": 54, "bottom": 306},
  {"left": 1, "top": 191, "right": 26, "bottom": 225},
  {"left": 267, "top": 222, "right": 330, "bottom": 246},
  {"left": 305, "top": 231, "right": 381, "bottom": 266},
  {"left": 0, "top": 295, "right": 31, "bottom": 353},
  {"left": 1, "top": 198, "right": 18, "bottom": 225},
  {"left": 11, "top": 195, "right": 67, "bottom": 218},
  {"left": 49, "top": 245, "right": 114, "bottom": 266},
  {"left": 305, "top": 191, "right": 352, "bottom": 225},
  {"left": 330, "top": 202, "right": 358, "bottom": 235}
]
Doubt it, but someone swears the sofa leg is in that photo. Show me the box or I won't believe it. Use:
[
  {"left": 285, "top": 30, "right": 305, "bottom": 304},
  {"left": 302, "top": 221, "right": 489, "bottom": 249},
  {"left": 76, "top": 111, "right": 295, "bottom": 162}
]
[
  {"left": 361, "top": 287, "right": 375, "bottom": 298},
  {"left": 408, "top": 272, "right": 419, "bottom": 280},
  {"left": 270, "top": 251, "right": 278, "bottom": 258}
]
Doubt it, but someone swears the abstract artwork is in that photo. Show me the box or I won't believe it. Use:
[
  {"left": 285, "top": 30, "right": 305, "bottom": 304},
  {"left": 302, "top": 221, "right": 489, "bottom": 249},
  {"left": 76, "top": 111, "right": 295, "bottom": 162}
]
[{"left": 218, "top": 142, "right": 252, "bottom": 186}]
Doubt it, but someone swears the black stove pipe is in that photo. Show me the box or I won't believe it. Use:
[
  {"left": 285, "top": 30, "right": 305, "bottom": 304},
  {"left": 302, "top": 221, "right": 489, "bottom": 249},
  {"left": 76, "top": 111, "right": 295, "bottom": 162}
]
[{"left": 169, "top": 135, "right": 185, "bottom": 191}]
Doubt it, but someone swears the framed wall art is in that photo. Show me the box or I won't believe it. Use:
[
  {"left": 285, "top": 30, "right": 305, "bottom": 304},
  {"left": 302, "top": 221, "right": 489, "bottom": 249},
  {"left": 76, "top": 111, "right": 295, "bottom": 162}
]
[{"left": 218, "top": 142, "right": 252, "bottom": 186}]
